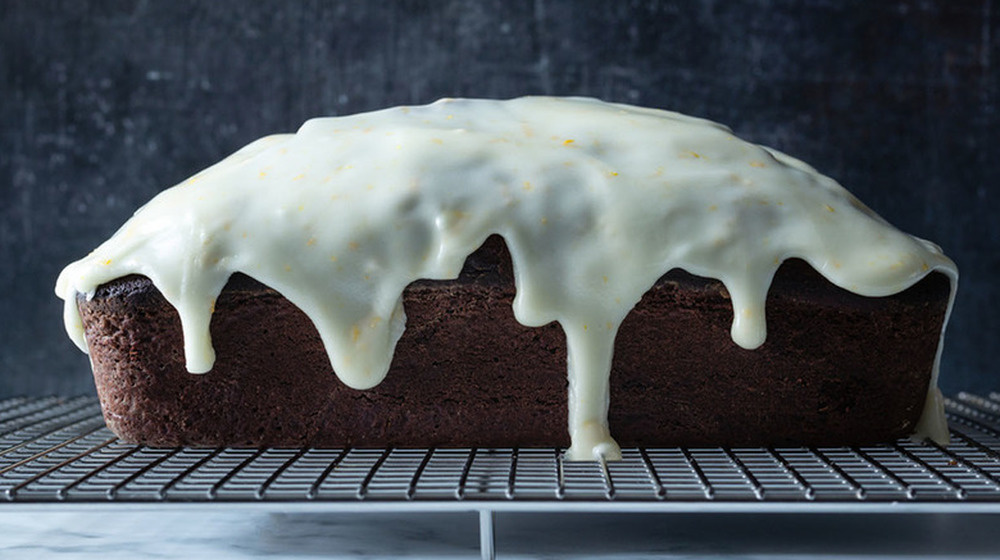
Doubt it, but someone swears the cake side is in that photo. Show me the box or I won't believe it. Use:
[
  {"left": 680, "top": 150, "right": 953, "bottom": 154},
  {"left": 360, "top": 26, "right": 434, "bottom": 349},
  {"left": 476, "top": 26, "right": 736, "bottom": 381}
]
[{"left": 80, "top": 236, "right": 951, "bottom": 448}]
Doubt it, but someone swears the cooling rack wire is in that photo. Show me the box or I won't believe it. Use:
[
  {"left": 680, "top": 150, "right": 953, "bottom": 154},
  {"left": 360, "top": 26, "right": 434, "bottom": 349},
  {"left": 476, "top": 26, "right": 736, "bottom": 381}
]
[{"left": 1, "top": 392, "right": 999, "bottom": 559}]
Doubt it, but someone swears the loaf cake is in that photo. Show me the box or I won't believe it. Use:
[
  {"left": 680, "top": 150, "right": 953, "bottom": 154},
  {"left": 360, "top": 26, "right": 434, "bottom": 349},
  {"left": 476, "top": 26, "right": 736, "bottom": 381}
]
[{"left": 56, "top": 97, "right": 958, "bottom": 460}]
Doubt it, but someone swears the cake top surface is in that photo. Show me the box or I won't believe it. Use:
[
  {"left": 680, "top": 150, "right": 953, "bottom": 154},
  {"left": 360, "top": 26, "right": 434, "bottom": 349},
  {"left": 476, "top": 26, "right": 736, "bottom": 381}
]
[{"left": 55, "top": 96, "right": 957, "bottom": 459}]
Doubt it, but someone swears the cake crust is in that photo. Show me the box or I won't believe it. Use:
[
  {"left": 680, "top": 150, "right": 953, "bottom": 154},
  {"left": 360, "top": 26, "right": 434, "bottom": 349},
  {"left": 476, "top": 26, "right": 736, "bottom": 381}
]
[{"left": 80, "top": 236, "right": 950, "bottom": 449}]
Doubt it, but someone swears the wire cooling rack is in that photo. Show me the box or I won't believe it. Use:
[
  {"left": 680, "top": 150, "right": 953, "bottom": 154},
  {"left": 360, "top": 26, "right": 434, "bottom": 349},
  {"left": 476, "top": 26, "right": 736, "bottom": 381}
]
[{"left": 1, "top": 393, "right": 999, "bottom": 558}]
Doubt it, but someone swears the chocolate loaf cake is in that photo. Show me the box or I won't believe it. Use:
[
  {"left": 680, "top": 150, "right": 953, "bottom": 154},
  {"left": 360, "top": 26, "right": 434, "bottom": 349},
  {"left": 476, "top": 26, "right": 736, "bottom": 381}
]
[
  {"left": 80, "top": 235, "right": 951, "bottom": 449},
  {"left": 57, "top": 97, "right": 958, "bottom": 459}
]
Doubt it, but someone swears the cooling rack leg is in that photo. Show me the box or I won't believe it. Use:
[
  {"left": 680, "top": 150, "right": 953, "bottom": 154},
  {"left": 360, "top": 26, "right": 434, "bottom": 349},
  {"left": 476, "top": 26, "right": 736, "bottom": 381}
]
[{"left": 479, "top": 509, "right": 496, "bottom": 560}]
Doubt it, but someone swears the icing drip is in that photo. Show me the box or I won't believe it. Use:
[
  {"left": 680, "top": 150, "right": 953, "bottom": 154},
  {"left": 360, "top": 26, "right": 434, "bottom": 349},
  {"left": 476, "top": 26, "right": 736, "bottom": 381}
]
[{"left": 55, "top": 97, "right": 958, "bottom": 461}]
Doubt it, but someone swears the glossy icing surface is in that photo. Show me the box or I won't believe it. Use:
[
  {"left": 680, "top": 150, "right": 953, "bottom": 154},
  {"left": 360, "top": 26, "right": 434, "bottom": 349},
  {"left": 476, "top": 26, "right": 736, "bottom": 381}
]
[{"left": 56, "top": 97, "right": 957, "bottom": 460}]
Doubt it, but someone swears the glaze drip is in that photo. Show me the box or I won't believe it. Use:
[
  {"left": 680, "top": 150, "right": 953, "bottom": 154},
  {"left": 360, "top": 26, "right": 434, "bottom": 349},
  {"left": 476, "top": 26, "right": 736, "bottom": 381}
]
[{"left": 55, "top": 97, "right": 958, "bottom": 460}]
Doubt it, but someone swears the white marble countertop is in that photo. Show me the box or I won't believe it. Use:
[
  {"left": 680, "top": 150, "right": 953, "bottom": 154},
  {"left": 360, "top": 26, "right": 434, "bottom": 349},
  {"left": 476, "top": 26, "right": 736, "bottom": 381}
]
[{"left": 0, "top": 509, "right": 998, "bottom": 559}]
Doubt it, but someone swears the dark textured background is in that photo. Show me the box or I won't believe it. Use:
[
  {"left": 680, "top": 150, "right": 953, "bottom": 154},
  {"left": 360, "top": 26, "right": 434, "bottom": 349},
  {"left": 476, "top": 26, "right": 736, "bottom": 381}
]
[{"left": 1, "top": 0, "right": 997, "bottom": 397}]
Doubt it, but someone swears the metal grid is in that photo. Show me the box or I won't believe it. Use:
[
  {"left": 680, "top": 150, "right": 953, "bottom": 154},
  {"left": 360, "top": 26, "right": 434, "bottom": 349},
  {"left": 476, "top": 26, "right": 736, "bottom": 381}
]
[
  {"left": 0, "top": 393, "right": 998, "bottom": 507},
  {"left": 3, "top": 393, "right": 999, "bottom": 559}
]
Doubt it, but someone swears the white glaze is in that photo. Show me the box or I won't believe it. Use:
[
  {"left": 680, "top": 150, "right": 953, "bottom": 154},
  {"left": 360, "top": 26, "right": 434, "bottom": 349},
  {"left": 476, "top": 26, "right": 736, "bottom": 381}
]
[{"left": 55, "top": 97, "right": 958, "bottom": 460}]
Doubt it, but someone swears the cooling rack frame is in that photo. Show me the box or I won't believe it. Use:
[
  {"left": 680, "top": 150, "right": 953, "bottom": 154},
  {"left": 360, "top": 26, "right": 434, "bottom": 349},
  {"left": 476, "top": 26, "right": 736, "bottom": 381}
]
[{"left": 1, "top": 392, "right": 999, "bottom": 559}]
